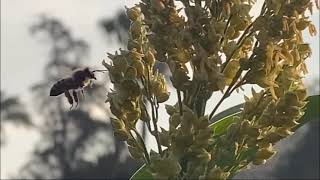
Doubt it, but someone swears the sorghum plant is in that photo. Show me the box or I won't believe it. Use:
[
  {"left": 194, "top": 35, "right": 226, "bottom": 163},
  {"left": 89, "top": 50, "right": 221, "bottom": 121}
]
[{"left": 102, "top": 0, "right": 318, "bottom": 179}]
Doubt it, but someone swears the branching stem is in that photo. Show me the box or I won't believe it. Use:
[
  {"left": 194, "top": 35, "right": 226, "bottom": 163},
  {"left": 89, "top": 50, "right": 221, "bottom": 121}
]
[
  {"left": 131, "top": 128, "right": 150, "bottom": 164},
  {"left": 209, "top": 69, "right": 243, "bottom": 120},
  {"left": 146, "top": 68, "right": 163, "bottom": 156},
  {"left": 177, "top": 89, "right": 183, "bottom": 116},
  {"left": 219, "top": 14, "right": 233, "bottom": 45}
]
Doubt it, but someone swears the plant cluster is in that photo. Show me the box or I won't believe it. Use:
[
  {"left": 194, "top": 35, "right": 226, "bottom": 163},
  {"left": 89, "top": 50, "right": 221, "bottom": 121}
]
[{"left": 103, "top": 0, "right": 318, "bottom": 179}]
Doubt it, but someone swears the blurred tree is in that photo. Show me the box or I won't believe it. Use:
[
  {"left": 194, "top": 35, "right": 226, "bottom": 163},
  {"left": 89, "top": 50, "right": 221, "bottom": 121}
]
[
  {"left": 17, "top": 15, "right": 142, "bottom": 179},
  {"left": 0, "top": 90, "right": 32, "bottom": 145},
  {"left": 100, "top": 11, "right": 130, "bottom": 45}
]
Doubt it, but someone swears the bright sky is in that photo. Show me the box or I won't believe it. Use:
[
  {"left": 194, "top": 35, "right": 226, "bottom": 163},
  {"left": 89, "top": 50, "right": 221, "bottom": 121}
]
[{"left": 1, "top": 0, "right": 319, "bottom": 179}]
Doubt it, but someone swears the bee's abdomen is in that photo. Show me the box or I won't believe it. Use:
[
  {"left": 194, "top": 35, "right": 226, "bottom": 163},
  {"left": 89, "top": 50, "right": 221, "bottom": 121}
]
[
  {"left": 50, "top": 80, "right": 66, "bottom": 96},
  {"left": 50, "top": 84, "right": 65, "bottom": 96}
]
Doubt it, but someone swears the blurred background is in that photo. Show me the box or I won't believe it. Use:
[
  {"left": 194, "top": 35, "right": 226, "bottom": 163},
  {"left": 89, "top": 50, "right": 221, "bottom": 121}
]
[{"left": 1, "top": 0, "right": 319, "bottom": 179}]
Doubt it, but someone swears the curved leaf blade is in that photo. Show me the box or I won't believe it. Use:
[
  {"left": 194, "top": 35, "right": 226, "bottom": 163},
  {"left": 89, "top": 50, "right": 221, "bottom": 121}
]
[
  {"left": 210, "top": 104, "right": 243, "bottom": 123},
  {"left": 210, "top": 112, "right": 241, "bottom": 136},
  {"left": 209, "top": 104, "right": 243, "bottom": 136},
  {"left": 293, "top": 95, "right": 320, "bottom": 131},
  {"left": 130, "top": 164, "right": 153, "bottom": 180}
]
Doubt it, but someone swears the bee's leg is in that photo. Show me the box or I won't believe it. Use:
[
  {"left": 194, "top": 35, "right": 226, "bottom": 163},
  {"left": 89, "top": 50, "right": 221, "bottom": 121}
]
[
  {"left": 80, "top": 89, "right": 85, "bottom": 100},
  {"left": 64, "top": 90, "right": 74, "bottom": 110},
  {"left": 72, "top": 90, "right": 79, "bottom": 108}
]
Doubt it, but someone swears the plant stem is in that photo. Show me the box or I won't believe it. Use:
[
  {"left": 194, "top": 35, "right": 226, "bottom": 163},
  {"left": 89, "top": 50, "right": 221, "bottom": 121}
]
[
  {"left": 260, "top": 1, "right": 267, "bottom": 16},
  {"left": 150, "top": 100, "right": 163, "bottom": 155},
  {"left": 145, "top": 68, "right": 163, "bottom": 156},
  {"left": 177, "top": 89, "right": 183, "bottom": 116},
  {"left": 221, "top": 29, "right": 254, "bottom": 72},
  {"left": 222, "top": 1, "right": 266, "bottom": 73},
  {"left": 210, "top": 37, "right": 261, "bottom": 120},
  {"left": 141, "top": 100, "right": 153, "bottom": 133},
  {"left": 131, "top": 128, "right": 150, "bottom": 164},
  {"left": 209, "top": 69, "right": 243, "bottom": 120},
  {"left": 219, "top": 14, "right": 233, "bottom": 45}
]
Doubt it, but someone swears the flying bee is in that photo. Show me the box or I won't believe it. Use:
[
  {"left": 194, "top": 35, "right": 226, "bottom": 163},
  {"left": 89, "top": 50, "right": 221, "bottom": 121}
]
[{"left": 50, "top": 67, "right": 107, "bottom": 109}]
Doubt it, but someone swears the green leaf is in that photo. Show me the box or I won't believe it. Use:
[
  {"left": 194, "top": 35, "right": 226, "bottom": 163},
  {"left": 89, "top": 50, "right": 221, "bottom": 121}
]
[
  {"left": 209, "top": 104, "right": 243, "bottom": 136},
  {"left": 130, "top": 165, "right": 153, "bottom": 180},
  {"left": 210, "top": 104, "right": 243, "bottom": 123},
  {"left": 237, "top": 146, "right": 259, "bottom": 162},
  {"left": 293, "top": 95, "right": 320, "bottom": 131},
  {"left": 210, "top": 112, "right": 241, "bottom": 136}
]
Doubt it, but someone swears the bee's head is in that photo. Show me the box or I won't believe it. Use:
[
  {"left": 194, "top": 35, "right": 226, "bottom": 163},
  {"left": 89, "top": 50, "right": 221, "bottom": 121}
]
[{"left": 84, "top": 67, "right": 97, "bottom": 80}]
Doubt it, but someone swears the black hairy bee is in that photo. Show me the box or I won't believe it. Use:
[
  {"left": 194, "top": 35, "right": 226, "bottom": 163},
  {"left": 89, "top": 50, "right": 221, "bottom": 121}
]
[{"left": 50, "top": 67, "right": 106, "bottom": 109}]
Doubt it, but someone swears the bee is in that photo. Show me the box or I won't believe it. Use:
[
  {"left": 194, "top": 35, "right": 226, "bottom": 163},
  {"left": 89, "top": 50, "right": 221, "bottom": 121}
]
[{"left": 50, "top": 67, "right": 106, "bottom": 109}]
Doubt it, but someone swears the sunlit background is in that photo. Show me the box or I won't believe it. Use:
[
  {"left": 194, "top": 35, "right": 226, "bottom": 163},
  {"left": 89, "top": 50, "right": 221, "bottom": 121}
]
[{"left": 1, "top": 0, "right": 319, "bottom": 179}]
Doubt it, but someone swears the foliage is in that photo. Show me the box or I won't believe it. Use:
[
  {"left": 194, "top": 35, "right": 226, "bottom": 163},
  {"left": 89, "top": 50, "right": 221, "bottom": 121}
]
[
  {"left": 102, "top": 0, "right": 319, "bottom": 179},
  {"left": 0, "top": 90, "right": 32, "bottom": 145},
  {"left": 100, "top": 11, "right": 130, "bottom": 45}
]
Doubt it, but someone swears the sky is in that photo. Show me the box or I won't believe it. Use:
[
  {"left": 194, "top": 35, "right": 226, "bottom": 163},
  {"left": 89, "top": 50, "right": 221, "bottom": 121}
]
[{"left": 1, "top": 0, "right": 319, "bottom": 179}]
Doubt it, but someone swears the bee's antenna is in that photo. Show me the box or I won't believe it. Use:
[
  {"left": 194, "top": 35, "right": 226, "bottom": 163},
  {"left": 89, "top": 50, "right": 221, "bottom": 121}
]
[{"left": 92, "top": 70, "right": 108, "bottom": 73}]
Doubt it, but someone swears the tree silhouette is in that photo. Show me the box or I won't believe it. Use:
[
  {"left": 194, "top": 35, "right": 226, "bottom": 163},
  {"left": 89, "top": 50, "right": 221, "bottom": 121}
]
[
  {"left": 100, "top": 11, "right": 130, "bottom": 45},
  {"left": 0, "top": 90, "right": 32, "bottom": 145},
  {"left": 17, "top": 15, "right": 142, "bottom": 179}
]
